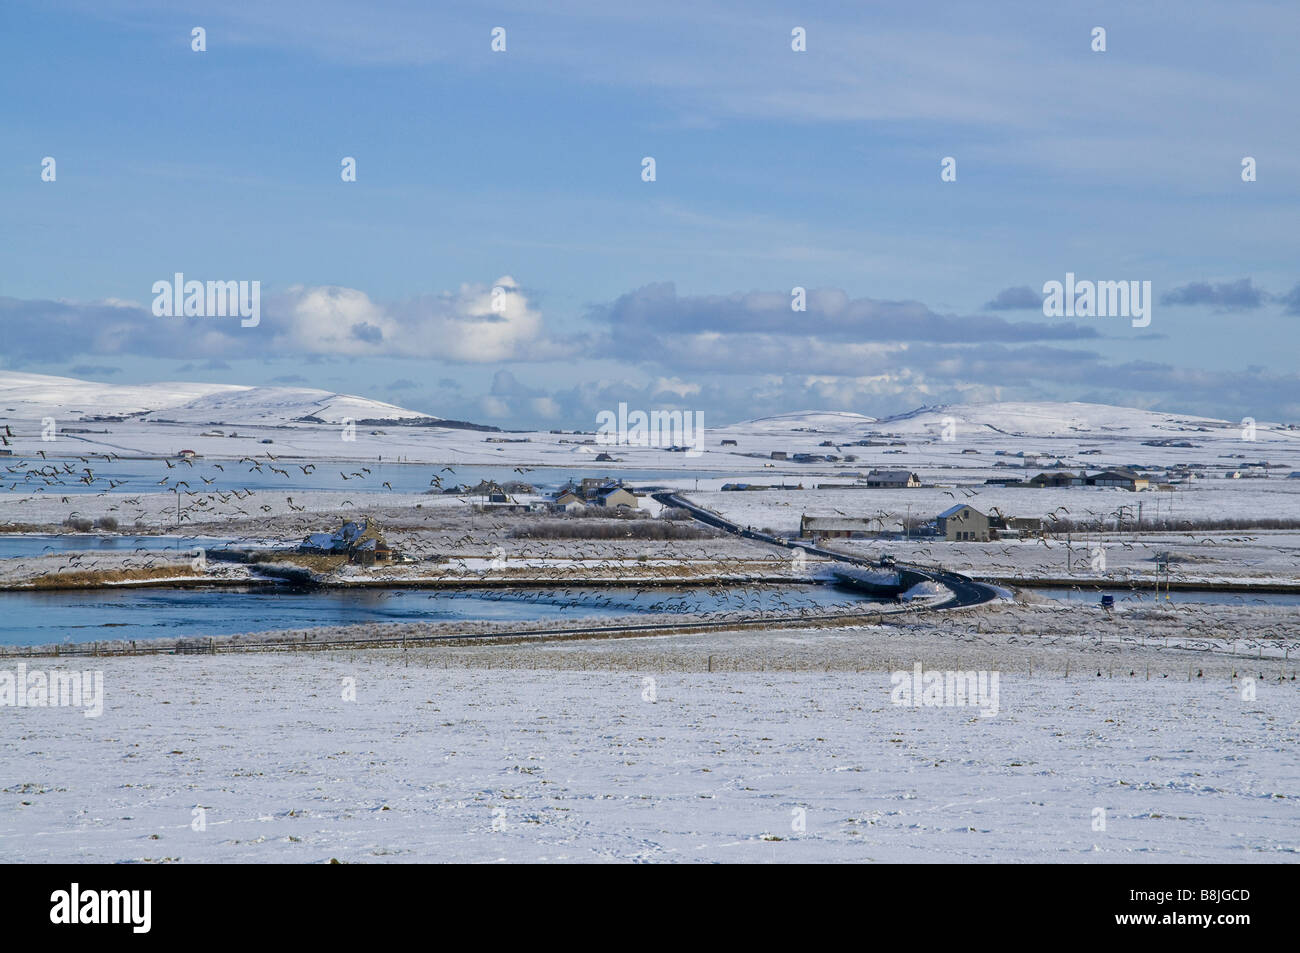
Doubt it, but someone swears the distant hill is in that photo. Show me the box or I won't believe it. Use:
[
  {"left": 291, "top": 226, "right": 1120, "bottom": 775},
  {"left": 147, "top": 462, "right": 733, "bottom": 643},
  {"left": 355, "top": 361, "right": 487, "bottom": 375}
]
[
  {"left": 874, "top": 401, "right": 1239, "bottom": 439},
  {"left": 0, "top": 371, "right": 480, "bottom": 427},
  {"left": 727, "top": 410, "right": 878, "bottom": 433},
  {"left": 718, "top": 400, "right": 1296, "bottom": 447}
]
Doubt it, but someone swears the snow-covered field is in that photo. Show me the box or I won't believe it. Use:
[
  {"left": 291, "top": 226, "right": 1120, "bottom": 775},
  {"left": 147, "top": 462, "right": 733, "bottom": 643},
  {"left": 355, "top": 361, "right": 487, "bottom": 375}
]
[
  {"left": 2, "top": 649, "right": 1295, "bottom": 862},
  {"left": 823, "top": 531, "right": 1300, "bottom": 587},
  {"left": 2, "top": 374, "right": 1297, "bottom": 863},
  {"left": 690, "top": 481, "right": 1300, "bottom": 533}
]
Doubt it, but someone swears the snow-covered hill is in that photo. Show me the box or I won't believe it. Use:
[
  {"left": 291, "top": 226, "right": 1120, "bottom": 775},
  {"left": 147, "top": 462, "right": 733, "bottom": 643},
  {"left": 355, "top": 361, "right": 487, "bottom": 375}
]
[
  {"left": 1, "top": 372, "right": 1294, "bottom": 467},
  {"left": 873, "top": 401, "right": 1254, "bottom": 441},
  {"left": 141, "top": 385, "right": 437, "bottom": 425},
  {"left": 724, "top": 410, "right": 877, "bottom": 433},
  {"left": 722, "top": 402, "right": 1260, "bottom": 440},
  {"left": 0, "top": 371, "right": 436, "bottom": 425},
  {"left": 0, "top": 371, "right": 243, "bottom": 419},
  {"left": 724, "top": 402, "right": 1264, "bottom": 441}
]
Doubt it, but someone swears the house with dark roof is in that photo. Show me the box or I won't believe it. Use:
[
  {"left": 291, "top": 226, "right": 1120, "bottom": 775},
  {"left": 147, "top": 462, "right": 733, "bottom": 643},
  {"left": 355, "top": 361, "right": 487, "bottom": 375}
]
[
  {"left": 865, "top": 469, "right": 921, "bottom": 488},
  {"left": 1028, "top": 471, "right": 1085, "bottom": 488},
  {"left": 1086, "top": 469, "right": 1150, "bottom": 491}
]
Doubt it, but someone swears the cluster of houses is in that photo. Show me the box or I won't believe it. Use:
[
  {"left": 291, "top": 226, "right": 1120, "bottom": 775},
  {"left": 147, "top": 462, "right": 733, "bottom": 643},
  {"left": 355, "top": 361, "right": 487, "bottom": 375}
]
[
  {"left": 800, "top": 505, "right": 1043, "bottom": 543},
  {"left": 766, "top": 450, "right": 859, "bottom": 463},
  {"left": 256, "top": 478, "right": 646, "bottom": 570},
  {"left": 551, "top": 479, "right": 639, "bottom": 512},
  {"left": 726, "top": 469, "right": 922, "bottom": 490},
  {"left": 447, "top": 476, "right": 643, "bottom": 513},
  {"left": 985, "top": 469, "right": 1152, "bottom": 491},
  {"left": 753, "top": 437, "right": 910, "bottom": 463}
]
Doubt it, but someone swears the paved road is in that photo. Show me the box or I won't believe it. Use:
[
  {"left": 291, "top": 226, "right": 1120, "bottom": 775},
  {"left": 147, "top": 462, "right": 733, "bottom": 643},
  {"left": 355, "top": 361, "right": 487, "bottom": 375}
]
[{"left": 653, "top": 492, "right": 998, "bottom": 610}]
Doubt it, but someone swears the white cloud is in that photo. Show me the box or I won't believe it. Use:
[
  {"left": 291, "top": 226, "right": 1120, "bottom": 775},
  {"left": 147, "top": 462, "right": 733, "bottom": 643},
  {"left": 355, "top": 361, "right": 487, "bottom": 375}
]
[
  {"left": 651, "top": 377, "right": 702, "bottom": 398},
  {"left": 275, "top": 276, "right": 549, "bottom": 361}
]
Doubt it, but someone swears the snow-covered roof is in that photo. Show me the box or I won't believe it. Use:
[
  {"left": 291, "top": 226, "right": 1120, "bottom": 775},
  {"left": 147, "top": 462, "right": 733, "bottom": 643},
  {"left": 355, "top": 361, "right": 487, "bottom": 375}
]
[
  {"left": 937, "top": 503, "right": 983, "bottom": 519},
  {"left": 302, "top": 518, "right": 373, "bottom": 551}
]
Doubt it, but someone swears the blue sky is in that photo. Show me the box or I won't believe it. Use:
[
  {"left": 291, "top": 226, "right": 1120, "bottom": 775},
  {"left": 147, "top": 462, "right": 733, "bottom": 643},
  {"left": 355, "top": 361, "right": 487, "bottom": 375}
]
[{"left": 2, "top": 0, "right": 1298, "bottom": 426}]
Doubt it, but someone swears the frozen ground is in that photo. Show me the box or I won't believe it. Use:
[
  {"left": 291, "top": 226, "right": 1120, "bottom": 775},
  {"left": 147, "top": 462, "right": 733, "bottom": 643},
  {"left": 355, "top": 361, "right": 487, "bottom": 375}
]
[
  {"left": 2, "top": 379, "right": 1297, "bottom": 862},
  {"left": 691, "top": 481, "right": 1300, "bottom": 534},
  {"left": 2, "top": 648, "right": 1296, "bottom": 863},
  {"left": 824, "top": 531, "right": 1300, "bottom": 587}
]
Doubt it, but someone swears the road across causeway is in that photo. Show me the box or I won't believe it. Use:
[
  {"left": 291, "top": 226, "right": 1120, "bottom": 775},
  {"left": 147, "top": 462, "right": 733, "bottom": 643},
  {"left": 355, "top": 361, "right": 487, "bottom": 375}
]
[{"left": 653, "top": 492, "right": 999, "bottom": 611}]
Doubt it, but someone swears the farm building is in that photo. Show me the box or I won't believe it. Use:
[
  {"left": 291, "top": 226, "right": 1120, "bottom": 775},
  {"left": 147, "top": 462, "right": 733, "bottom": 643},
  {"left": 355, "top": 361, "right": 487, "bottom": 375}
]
[
  {"left": 800, "top": 516, "right": 881, "bottom": 539},
  {"left": 1028, "top": 469, "right": 1150, "bottom": 491},
  {"left": 298, "top": 518, "right": 394, "bottom": 565},
  {"left": 865, "top": 469, "right": 921, "bottom": 488},
  {"left": 1028, "top": 471, "right": 1085, "bottom": 488},
  {"left": 593, "top": 485, "right": 638, "bottom": 508},
  {"left": 551, "top": 490, "right": 586, "bottom": 512},
  {"left": 936, "top": 504, "right": 991, "bottom": 542},
  {"left": 988, "top": 514, "right": 1044, "bottom": 537},
  {"left": 1086, "top": 469, "right": 1150, "bottom": 491}
]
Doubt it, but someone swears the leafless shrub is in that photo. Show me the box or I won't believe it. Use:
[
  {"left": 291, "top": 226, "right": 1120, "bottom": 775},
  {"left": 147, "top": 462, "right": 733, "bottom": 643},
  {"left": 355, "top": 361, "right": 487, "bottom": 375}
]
[
  {"left": 658, "top": 507, "right": 694, "bottom": 521},
  {"left": 1046, "top": 516, "right": 1300, "bottom": 533}
]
